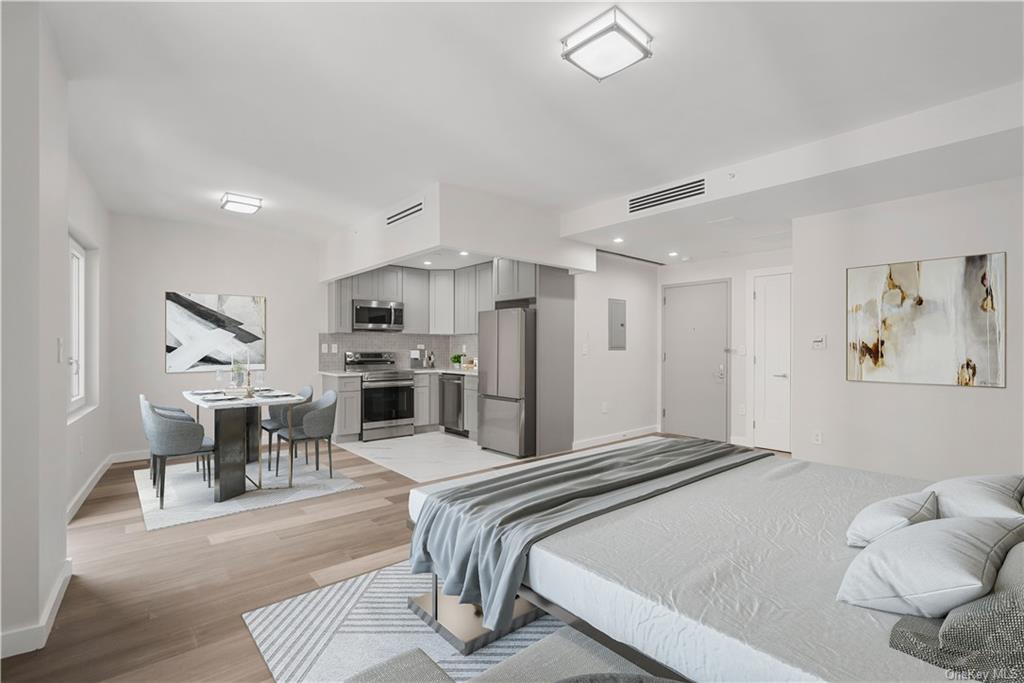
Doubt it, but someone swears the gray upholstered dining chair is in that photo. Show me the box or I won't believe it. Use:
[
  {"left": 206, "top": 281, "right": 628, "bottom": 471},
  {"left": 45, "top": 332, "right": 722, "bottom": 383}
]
[
  {"left": 139, "top": 395, "right": 215, "bottom": 509},
  {"left": 138, "top": 395, "right": 211, "bottom": 486},
  {"left": 260, "top": 385, "right": 313, "bottom": 470},
  {"left": 275, "top": 390, "right": 338, "bottom": 478}
]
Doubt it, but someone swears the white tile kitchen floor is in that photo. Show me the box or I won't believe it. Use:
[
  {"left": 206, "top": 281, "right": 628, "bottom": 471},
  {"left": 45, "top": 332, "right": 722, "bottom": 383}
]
[{"left": 338, "top": 431, "right": 516, "bottom": 482}]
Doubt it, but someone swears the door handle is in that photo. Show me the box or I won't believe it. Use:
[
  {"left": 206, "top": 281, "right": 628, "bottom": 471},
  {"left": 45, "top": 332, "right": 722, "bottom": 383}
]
[{"left": 772, "top": 373, "right": 789, "bottom": 378}]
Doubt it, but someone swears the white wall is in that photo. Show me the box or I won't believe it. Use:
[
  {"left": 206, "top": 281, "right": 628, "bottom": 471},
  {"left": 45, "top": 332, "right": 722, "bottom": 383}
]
[
  {"left": 659, "top": 248, "right": 793, "bottom": 444},
  {"left": 65, "top": 159, "right": 114, "bottom": 520},
  {"left": 792, "top": 178, "right": 1023, "bottom": 480},
  {"left": 1, "top": 3, "right": 73, "bottom": 655},
  {"left": 573, "top": 252, "right": 659, "bottom": 447},
  {"left": 108, "top": 215, "right": 323, "bottom": 456}
]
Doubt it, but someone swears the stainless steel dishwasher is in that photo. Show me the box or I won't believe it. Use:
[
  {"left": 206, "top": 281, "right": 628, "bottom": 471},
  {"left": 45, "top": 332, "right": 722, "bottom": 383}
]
[{"left": 439, "top": 373, "right": 467, "bottom": 436}]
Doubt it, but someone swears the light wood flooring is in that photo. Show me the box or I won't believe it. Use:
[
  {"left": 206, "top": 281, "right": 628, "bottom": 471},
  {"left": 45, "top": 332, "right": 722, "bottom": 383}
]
[{"left": 2, "top": 447, "right": 417, "bottom": 682}]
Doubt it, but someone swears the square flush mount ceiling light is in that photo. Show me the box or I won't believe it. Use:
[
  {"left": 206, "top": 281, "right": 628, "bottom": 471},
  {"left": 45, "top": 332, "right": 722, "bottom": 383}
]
[
  {"left": 561, "top": 6, "right": 652, "bottom": 81},
  {"left": 220, "top": 192, "right": 262, "bottom": 214}
]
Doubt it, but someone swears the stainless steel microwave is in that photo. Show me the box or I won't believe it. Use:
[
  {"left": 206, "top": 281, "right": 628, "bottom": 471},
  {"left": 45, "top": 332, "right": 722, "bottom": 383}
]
[{"left": 353, "top": 300, "right": 404, "bottom": 331}]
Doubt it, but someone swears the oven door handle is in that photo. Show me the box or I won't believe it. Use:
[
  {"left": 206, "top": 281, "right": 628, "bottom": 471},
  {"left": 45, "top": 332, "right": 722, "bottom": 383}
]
[{"left": 363, "top": 381, "right": 415, "bottom": 389}]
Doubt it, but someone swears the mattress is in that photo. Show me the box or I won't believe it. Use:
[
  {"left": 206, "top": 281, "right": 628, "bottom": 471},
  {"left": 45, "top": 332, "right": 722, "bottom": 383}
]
[{"left": 408, "top": 438, "right": 947, "bottom": 682}]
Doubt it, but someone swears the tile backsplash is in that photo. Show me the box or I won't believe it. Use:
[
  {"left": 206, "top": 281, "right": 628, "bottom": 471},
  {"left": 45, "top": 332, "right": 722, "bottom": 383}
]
[{"left": 319, "top": 332, "right": 479, "bottom": 372}]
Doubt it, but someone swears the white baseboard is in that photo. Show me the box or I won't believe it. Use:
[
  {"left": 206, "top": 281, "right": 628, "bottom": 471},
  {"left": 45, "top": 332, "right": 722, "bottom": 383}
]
[
  {"left": 730, "top": 434, "right": 753, "bottom": 447},
  {"left": 67, "top": 449, "right": 148, "bottom": 523},
  {"left": 110, "top": 448, "right": 149, "bottom": 464},
  {"left": 572, "top": 425, "right": 660, "bottom": 451},
  {"left": 1, "top": 558, "right": 72, "bottom": 657}
]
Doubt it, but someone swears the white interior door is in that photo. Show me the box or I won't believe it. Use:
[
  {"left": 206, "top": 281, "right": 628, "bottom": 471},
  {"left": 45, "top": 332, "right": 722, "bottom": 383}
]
[
  {"left": 662, "top": 281, "right": 729, "bottom": 441},
  {"left": 753, "top": 273, "right": 791, "bottom": 451}
]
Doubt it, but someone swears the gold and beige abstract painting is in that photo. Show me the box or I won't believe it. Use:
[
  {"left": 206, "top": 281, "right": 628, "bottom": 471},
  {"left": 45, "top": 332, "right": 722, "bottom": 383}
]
[{"left": 847, "top": 253, "right": 1006, "bottom": 387}]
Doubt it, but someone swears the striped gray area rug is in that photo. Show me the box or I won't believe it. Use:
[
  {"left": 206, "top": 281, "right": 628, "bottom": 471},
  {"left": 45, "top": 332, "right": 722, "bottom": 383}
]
[{"left": 244, "top": 561, "right": 563, "bottom": 682}]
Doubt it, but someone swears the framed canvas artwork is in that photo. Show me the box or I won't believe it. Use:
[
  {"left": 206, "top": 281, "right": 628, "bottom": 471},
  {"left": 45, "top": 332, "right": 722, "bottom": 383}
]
[
  {"left": 165, "top": 292, "right": 267, "bottom": 373},
  {"left": 847, "top": 253, "right": 1005, "bottom": 387}
]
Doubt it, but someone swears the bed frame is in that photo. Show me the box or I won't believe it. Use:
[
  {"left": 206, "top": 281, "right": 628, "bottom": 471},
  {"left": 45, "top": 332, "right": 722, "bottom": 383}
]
[{"left": 406, "top": 520, "right": 690, "bottom": 682}]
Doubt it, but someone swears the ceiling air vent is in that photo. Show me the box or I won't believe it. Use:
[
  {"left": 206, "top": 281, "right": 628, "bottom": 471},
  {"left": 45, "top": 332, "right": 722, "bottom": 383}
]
[
  {"left": 628, "top": 178, "right": 705, "bottom": 214},
  {"left": 385, "top": 200, "right": 424, "bottom": 226}
]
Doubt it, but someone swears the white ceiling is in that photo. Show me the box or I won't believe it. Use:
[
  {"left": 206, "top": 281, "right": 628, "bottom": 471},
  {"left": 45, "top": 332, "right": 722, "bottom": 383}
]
[
  {"left": 45, "top": 2, "right": 1023, "bottom": 244},
  {"left": 391, "top": 248, "right": 492, "bottom": 271}
]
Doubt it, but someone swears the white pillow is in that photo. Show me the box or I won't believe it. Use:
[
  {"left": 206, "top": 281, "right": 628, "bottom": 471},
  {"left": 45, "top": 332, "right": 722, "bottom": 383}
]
[
  {"left": 846, "top": 490, "right": 938, "bottom": 547},
  {"left": 995, "top": 542, "right": 1024, "bottom": 591},
  {"left": 837, "top": 517, "right": 1024, "bottom": 617},
  {"left": 928, "top": 475, "right": 1024, "bottom": 519}
]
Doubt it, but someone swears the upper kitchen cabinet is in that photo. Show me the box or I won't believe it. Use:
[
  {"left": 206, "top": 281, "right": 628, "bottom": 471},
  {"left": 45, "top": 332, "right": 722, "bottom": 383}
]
[
  {"left": 352, "top": 266, "right": 403, "bottom": 302},
  {"left": 377, "top": 266, "right": 403, "bottom": 301},
  {"left": 429, "top": 269, "right": 455, "bottom": 334},
  {"left": 493, "top": 257, "right": 536, "bottom": 302},
  {"left": 476, "top": 261, "right": 494, "bottom": 314},
  {"left": 327, "top": 278, "right": 353, "bottom": 333},
  {"left": 402, "top": 267, "right": 430, "bottom": 334},
  {"left": 454, "top": 266, "right": 478, "bottom": 334}
]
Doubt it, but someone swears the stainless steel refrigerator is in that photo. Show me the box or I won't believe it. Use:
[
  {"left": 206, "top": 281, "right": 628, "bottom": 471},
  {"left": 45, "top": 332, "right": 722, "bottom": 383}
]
[{"left": 477, "top": 307, "right": 536, "bottom": 457}]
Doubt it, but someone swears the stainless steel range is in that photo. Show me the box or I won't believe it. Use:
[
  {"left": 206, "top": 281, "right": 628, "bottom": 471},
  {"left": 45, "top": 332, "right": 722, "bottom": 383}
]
[{"left": 345, "top": 351, "right": 415, "bottom": 441}]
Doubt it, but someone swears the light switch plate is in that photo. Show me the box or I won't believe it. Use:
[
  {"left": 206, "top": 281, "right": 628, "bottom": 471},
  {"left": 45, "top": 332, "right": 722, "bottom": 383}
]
[
  {"left": 330, "top": 343, "right": 339, "bottom": 354},
  {"left": 321, "top": 343, "right": 328, "bottom": 353},
  {"left": 811, "top": 335, "right": 827, "bottom": 351}
]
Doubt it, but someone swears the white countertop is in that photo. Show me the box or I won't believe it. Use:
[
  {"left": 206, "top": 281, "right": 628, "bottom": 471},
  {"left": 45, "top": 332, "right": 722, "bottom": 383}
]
[{"left": 318, "top": 368, "right": 477, "bottom": 378}]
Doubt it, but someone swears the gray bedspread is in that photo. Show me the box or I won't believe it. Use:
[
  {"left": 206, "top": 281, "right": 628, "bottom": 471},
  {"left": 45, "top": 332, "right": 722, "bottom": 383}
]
[{"left": 410, "top": 437, "right": 771, "bottom": 630}]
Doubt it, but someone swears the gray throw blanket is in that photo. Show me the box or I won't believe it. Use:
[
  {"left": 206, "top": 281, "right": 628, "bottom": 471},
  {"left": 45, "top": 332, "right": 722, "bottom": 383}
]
[{"left": 411, "top": 437, "right": 771, "bottom": 630}]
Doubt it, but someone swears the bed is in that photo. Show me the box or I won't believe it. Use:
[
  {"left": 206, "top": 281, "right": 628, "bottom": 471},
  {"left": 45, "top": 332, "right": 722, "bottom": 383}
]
[{"left": 408, "top": 436, "right": 949, "bottom": 682}]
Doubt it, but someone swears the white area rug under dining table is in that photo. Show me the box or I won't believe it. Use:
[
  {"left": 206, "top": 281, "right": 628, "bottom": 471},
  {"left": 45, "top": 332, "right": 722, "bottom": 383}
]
[{"left": 132, "top": 458, "right": 362, "bottom": 530}]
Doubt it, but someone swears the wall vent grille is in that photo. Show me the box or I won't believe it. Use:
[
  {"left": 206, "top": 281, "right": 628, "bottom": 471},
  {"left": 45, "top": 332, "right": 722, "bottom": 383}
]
[
  {"left": 385, "top": 201, "right": 424, "bottom": 226},
  {"left": 628, "top": 178, "right": 705, "bottom": 213}
]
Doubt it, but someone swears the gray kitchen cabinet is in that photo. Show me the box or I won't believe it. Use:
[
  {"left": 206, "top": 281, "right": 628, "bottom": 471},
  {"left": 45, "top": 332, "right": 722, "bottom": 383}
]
[
  {"left": 327, "top": 278, "right": 353, "bottom": 333},
  {"left": 352, "top": 271, "right": 377, "bottom": 300},
  {"left": 429, "top": 270, "right": 455, "bottom": 334},
  {"left": 402, "top": 267, "right": 430, "bottom": 334},
  {"left": 429, "top": 374, "right": 440, "bottom": 424},
  {"left": 352, "top": 266, "right": 403, "bottom": 302},
  {"left": 454, "top": 266, "right": 478, "bottom": 334},
  {"left": 414, "top": 386, "right": 430, "bottom": 427},
  {"left": 492, "top": 257, "right": 536, "bottom": 301},
  {"left": 377, "top": 266, "right": 403, "bottom": 301},
  {"left": 476, "top": 261, "right": 494, "bottom": 314},
  {"left": 464, "top": 387, "right": 478, "bottom": 437},
  {"left": 338, "top": 390, "right": 361, "bottom": 436}
]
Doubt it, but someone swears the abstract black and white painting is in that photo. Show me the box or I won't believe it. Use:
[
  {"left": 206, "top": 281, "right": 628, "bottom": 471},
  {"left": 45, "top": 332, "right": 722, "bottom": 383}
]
[
  {"left": 165, "top": 292, "right": 266, "bottom": 373},
  {"left": 847, "top": 253, "right": 1005, "bottom": 387}
]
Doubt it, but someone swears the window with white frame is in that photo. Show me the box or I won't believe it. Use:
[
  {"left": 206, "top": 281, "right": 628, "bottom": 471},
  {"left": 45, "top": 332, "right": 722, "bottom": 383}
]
[{"left": 69, "top": 236, "right": 86, "bottom": 411}]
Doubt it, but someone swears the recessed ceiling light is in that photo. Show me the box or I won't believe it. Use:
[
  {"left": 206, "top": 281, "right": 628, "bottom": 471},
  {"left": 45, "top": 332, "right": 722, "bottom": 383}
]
[
  {"left": 679, "top": 256, "right": 691, "bottom": 262},
  {"left": 459, "top": 251, "right": 469, "bottom": 256},
  {"left": 612, "top": 237, "right": 624, "bottom": 243},
  {"left": 220, "top": 192, "right": 262, "bottom": 214},
  {"left": 668, "top": 252, "right": 678, "bottom": 257},
  {"left": 562, "top": 6, "right": 653, "bottom": 81},
  {"left": 423, "top": 261, "right": 432, "bottom": 266}
]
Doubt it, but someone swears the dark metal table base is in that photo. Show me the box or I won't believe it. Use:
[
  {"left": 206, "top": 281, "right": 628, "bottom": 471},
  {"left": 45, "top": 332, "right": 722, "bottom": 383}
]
[
  {"left": 213, "top": 406, "right": 262, "bottom": 502},
  {"left": 408, "top": 575, "right": 545, "bottom": 655}
]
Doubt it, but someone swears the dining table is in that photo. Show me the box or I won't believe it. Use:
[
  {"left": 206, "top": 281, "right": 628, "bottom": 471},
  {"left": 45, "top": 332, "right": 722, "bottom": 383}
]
[{"left": 182, "top": 389, "right": 307, "bottom": 502}]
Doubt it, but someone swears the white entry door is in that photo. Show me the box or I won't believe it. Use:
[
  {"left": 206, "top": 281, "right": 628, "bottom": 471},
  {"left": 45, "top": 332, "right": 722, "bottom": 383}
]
[
  {"left": 662, "top": 281, "right": 729, "bottom": 441},
  {"left": 753, "top": 273, "right": 791, "bottom": 451}
]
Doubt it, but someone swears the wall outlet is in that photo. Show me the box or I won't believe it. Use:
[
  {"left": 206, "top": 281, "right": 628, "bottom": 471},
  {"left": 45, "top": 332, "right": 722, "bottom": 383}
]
[
  {"left": 812, "top": 431, "right": 823, "bottom": 445},
  {"left": 330, "top": 343, "right": 339, "bottom": 354},
  {"left": 601, "top": 401, "right": 609, "bottom": 414},
  {"left": 417, "top": 344, "right": 425, "bottom": 350},
  {"left": 321, "top": 343, "right": 328, "bottom": 353},
  {"left": 581, "top": 342, "right": 589, "bottom": 357},
  {"left": 461, "top": 344, "right": 467, "bottom": 354},
  {"left": 738, "top": 403, "right": 746, "bottom": 416}
]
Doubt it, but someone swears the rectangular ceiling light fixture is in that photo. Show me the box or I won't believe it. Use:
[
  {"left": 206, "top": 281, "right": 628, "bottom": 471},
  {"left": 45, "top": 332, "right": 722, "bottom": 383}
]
[
  {"left": 220, "top": 192, "right": 262, "bottom": 214},
  {"left": 561, "top": 6, "right": 652, "bottom": 81}
]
